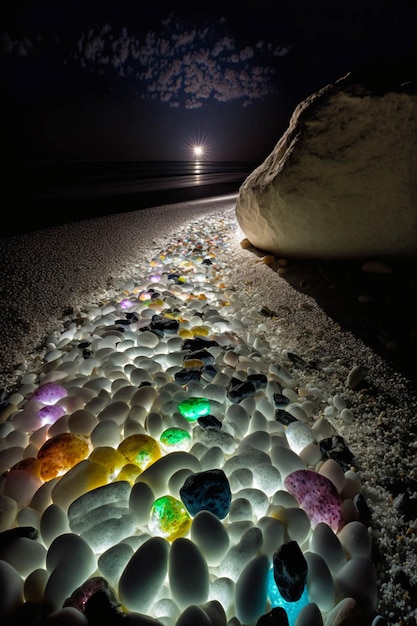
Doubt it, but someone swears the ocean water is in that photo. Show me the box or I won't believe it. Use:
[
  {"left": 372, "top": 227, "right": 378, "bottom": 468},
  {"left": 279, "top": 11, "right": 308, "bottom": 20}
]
[{"left": 5, "top": 160, "right": 258, "bottom": 236}]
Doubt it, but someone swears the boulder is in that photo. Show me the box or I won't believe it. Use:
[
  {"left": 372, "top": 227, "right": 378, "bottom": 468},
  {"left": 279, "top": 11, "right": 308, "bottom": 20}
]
[{"left": 236, "top": 63, "right": 417, "bottom": 258}]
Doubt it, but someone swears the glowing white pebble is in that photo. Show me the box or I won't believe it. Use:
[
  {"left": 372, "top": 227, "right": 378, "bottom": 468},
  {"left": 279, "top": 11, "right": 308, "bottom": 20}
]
[
  {"left": 0, "top": 536, "right": 46, "bottom": 577},
  {"left": 239, "top": 430, "right": 271, "bottom": 453},
  {"left": 200, "top": 445, "right": 225, "bottom": 471},
  {"left": 234, "top": 488, "right": 269, "bottom": 518},
  {"left": 309, "top": 522, "right": 346, "bottom": 575},
  {"left": 84, "top": 377, "right": 112, "bottom": 394},
  {"left": 136, "top": 451, "right": 201, "bottom": 498},
  {"left": 169, "top": 537, "right": 209, "bottom": 608},
  {"left": 318, "top": 459, "right": 346, "bottom": 494},
  {"left": 277, "top": 506, "right": 311, "bottom": 544},
  {"left": 305, "top": 551, "right": 335, "bottom": 612},
  {"left": 30, "top": 478, "right": 59, "bottom": 514},
  {"left": 153, "top": 597, "right": 180, "bottom": 623},
  {"left": 220, "top": 527, "right": 262, "bottom": 581},
  {"left": 285, "top": 421, "right": 314, "bottom": 454},
  {"left": 257, "top": 516, "right": 285, "bottom": 555},
  {"left": 228, "top": 468, "right": 253, "bottom": 492},
  {"left": 311, "top": 417, "right": 338, "bottom": 440},
  {"left": 234, "top": 554, "right": 270, "bottom": 625},
  {"left": 337, "top": 520, "right": 372, "bottom": 559},
  {"left": 44, "top": 349, "right": 63, "bottom": 363},
  {"left": 68, "top": 409, "right": 98, "bottom": 436},
  {"left": 229, "top": 497, "right": 253, "bottom": 522},
  {"left": 131, "top": 385, "right": 158, "bottom": 410},
  {"left": 90, "top": 420, "right": 122, "bottom": 448},
  {"left": 0, "top": 560, "right": 24, "bottom": 622},
  {"left": 294, "top": 602, "right": 324, "bottom": 626},
  {"left": 98, "top": 542, "right": 134, "bottom": 587},
  {"left": 191, "top": 510, "right": 230, "bottom": 566},
  {"left": 118, "top": 536, "right": 170, "bottom": 613},
  {"left": 44, "top": 534, "right": 97, "bottom": 612},
  {"left": 175, "top": 605, "right": 212, "bottom": 626},
  {"left": 97, "top": 400, "right": 130, "bottom": 425},
  {"left": 41, "top": 503, "right": 71, "bottom": 547},
  {"left": 4, "top": 468, "right": 43, "bottom": 508},
  {"left": 300, "top": 443, "right": 323, "bottom": 468},
  {"left": 252, "top": 463, "right": 282, "bottom": 496},
  {"left": 16, "top": 506, "right": 41, "bottom": 530},
  {"left": 270, "top": 444, "right": 306, "bottom": 478},
  {"left": 137, "top": 330, "right": 160, "bottom": 349},
  {"left": 335, "top": 556, "right": 378, "bottom": 614},
  {"left": 0, "top": 494, "right": 18, "bottom": 531},
  {"left": 0, "top": 446, "right": 24, "bottom": 474},
  {"left": 341, "top": 470, "right": 362, "bottom": 500},
  {"left": 285, "top": 402, "right": 311, "bottom": 423},
  {"left": 129, "top": 481, "right": 155, "bottom": 525}
]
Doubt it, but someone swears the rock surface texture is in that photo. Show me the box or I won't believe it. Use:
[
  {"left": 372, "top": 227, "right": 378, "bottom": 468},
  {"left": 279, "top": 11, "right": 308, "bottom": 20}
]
[{"left": 236, "top": 65, "right": 417, "bottom": 258}]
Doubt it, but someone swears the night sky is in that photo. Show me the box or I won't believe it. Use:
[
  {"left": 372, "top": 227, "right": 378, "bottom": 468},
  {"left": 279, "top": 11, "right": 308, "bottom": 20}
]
[{"left": 1, "top": 0, "right": 416, "bottom": 163}]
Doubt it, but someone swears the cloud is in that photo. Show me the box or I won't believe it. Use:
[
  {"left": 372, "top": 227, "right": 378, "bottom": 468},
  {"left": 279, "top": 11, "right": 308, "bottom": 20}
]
[{"left": 1, "top": 14, "right": 291, "bottom": 108}]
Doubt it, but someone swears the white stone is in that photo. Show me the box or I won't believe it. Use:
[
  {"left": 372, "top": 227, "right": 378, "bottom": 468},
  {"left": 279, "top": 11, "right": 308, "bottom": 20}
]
[{"left": 236, "top": 68, "right": 417, "bottom": 258}]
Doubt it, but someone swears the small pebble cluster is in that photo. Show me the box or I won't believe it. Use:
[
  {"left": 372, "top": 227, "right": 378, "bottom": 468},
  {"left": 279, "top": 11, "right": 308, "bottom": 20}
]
[{"left": 0, "top": 212, "right": 414, "bottom": 626}]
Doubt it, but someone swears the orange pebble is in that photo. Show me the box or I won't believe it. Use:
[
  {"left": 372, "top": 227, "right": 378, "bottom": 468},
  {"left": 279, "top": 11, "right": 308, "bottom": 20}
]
[{"left": 37, "top": 433, "right": 90, "bottom": 481}]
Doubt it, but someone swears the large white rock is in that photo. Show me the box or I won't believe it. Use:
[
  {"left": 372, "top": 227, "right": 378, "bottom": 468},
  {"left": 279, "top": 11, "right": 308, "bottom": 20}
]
[{"left": 236, "top": 66, "right": 417, "bottom": 258}]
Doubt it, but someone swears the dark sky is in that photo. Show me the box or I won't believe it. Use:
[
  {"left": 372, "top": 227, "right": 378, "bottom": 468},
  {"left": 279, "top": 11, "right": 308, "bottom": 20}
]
[{"left": 1, "top": 0, "right": 416, "bottom": 162}]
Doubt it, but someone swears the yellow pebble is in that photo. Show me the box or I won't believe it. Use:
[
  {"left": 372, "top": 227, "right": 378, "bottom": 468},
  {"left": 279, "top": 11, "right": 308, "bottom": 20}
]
[
  {"left": 191, "top": 325, "right": 209, "bottom": 336},
  {"left": 182, "top": 359, "right": 205, "bottom": 368},
  {"left": 179, "top": 328, "right": 193, "bottom": 339},
  {"left": 89, "top": 446, "right": 125, "bottom": 476}
]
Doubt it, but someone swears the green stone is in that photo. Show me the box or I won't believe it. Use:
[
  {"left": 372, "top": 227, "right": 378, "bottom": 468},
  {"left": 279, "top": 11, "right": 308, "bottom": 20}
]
[
  {"left": 160, "top": 427, "right": 191, "bottom": 449},
  {"left": 177, "top": 397, "right": 211, "bottom": 421}
]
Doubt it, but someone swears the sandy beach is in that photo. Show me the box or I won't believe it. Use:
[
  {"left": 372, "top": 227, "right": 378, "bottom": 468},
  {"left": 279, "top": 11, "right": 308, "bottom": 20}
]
[{"left": 1, "top": 196, "right": 416, "bottom": 624}]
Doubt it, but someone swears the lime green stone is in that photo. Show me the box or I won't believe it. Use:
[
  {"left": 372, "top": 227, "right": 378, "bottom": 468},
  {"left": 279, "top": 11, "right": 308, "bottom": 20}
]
[
  {"left": 149, "top": 495, "right": 191, "bottom": 540},
  {"left": 177, "top": 397, "right": 211, "bottom": 421},
  {"left": 160, "top": 427, "right": 191, "bottom": 449}
]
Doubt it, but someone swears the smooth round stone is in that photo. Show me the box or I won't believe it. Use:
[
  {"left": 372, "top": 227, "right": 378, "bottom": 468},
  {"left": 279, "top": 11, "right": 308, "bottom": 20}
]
[
  {"left": 136, "top": 452, "right": 201, "bottom": 498},
  {"left": 304, "top": 551, "right": 334, "bottom": 612},
  {"left": 335, "top": 556, "right": 378, "bottom": 614},
  {"left": 258, "top": 516, "right": 286, "bottom": 556},
  {"left": 98, "top": 542, "right": 134, "bottom": 586},
  {"left": 229, "top": 497, "right": 253, "bottom": 522},
  {"left": 0, "top": 559, "right": 24, "bottom": 622},
  {"left": 273, "top": 506, "right": 311, "bottom": 545},
  {"left": 234, "top": 488, "right": 269, "bottom": 518},
  {"left": 31, "top": 382, "right": 68, "bottom": 405},
  {"left": 220, "top": 527, "right": 263, "bottom": 581},
  {"left": 129, "top": 481, "right": 155, "bottom": 525},
  {"left": 200, "top": 446, "right": 225, "bottom": 471},
  {"left": 300, "top": 443, "right": 322, "bottom": 468},
  {"left": 118, "top": 536, "right": 170, "bottom": 613},
  {"left": 16, "top": 506, "right": 41, "bottom": 530},
  {"left": 191, "top": 510, "right": 230, "bottom": 566},
  {"left": 311, "top": 417, "right": 338, "bottom": 441},
  {"left": 0, "top": 536, "right": 46, "bottom": 577},
  {"left": 318, "top": 459, "right": 346, "bottom": 494},
  {"left": 239, "top": 430, "right": 271, "bottom": 453},
  {"left": 252, "top": 463, "right": 282, "bottom": 496},
  {"left": 294, "top": 602, "right": 324, "bottom": 626},
  {"left": 0, "top": 494, "right": 18, "bottom": 531},
  {"left": 341, "top": 470, "right": 362, "bottom": 500},
  {"left": 68, "top": 409, "right": 98, "bottom": 436},
  {"left": 3, "top": 467, "right": 42, "bottom": 508},
  {"left": 270, "top": 444, "right": 306, "bottom": 478},
  {"left": 11, "top": 409, "right": 42, "bottom": 432},
  {"left": 44, "top": 534, "right": 97, "bottom": 612},
  {"left": 131, "top": 385, "right": 158, "bottom": 410},
  {"left": 97, "top": 401, "right": 130, "bottom": 425},
  {"left": 309, "top": 522, "right": 346, "bottom": 576},
  {"left": 285, "top": 421, "right": 314, "bottom": 454},
  {"left": 175, "top": 605, "right": 212, "bottom": 626},
  {"left": 169, "top": 537, "right": 209, "bottom": 608},
  {"left": 24, "top": 567, "right": 49, "bottom": 604},
  {"left": 0, "top": 446, "right": 24, "bottom": 475},
  {"left": 51, "top": 460, "right": 109, "bottom": 511},
  {"left": 337, "top": 521, "right": 372, "bottom": 559},
  {"left": 90, "top": 420, "right": 122, "bottom": 448},
  {"left": 235, "top": 554, "right": 270, "bottom": 625},
  {"left": 41, "top": 503, "right": 71, "bottom": 547}
]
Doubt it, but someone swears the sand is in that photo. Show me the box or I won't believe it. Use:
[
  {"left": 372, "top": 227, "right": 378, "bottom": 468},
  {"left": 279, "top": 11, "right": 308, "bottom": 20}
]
[{"left": 0, "top": 196, "right": 416, "bottom": 624}]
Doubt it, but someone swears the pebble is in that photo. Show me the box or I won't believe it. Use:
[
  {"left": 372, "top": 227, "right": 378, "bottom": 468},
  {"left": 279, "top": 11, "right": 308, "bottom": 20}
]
[{"left": 0, "top": 214, "right": 385, "bottom": 626}]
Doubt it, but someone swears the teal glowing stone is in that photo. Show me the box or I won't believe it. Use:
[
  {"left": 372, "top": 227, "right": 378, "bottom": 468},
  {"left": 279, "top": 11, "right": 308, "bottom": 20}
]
[
  {"left": 177, "top": 397, "right": 211, "bottom": 421},
  {"left": 267, "top": 567, "right": 310, "bottom": 626}
]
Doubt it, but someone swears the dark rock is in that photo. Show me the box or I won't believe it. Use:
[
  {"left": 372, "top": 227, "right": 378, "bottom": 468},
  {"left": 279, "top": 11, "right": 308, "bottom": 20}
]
[
  {"left": 318, "top": 435, "right": 355, "bottom": 471},
  {"left": 197, "top": 414, "right": 222, "bottom": 431},
  {"left": 272, "top": 540, "right": 308, "bottom": 602},
  {"left": 256, "top": 607, "right": 289, "bottom": 625},
  {"left": 180, "top": 468, "right": 231, "bottom": 519}
]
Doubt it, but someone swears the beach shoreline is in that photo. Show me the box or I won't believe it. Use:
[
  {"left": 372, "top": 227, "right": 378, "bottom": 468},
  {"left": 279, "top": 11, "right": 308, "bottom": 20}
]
[{"left": 0, "top": 197, "right": 416, "bottom": 624}]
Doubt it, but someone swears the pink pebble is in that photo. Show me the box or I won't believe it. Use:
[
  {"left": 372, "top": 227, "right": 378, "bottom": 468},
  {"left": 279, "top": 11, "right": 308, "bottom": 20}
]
[
  {"left": 31, "top": 383, "right": 68, "bottom": 405},
  {"left": 284, "top": 469, "right": 343, "bottom": 531}
]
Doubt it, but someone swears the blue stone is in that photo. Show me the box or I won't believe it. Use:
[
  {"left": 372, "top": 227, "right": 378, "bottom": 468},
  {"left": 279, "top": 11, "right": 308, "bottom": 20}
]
[{"left": 180, "top": 469, "right": 231, "bottom": 519}]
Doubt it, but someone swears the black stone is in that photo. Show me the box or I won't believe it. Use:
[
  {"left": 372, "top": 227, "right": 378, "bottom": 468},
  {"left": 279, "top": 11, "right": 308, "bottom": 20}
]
[
  {"left": 185, "top": 349, "right": 215, "bottom": 365},
  {"left": 256, "top": 607, "right": 290, "bottom": 626},
  {"left": 318, "top": 435, "right": 355, "bottom": 471},
  {"left": 0, "top": 526, "right": 38, "bottom": 550},
  {"left": 227, "top": 379, "right": 256, "bottom": 403},
  {"left": 273, "top": 393, "right": 290, "bottom": 408},
  {"left": 197, "top": 414, "right": 222, "bottom": 431},
  {"left": 247, "top": 373, "right": 268, "bottom": 389},
  {"left": 174, "top": 367, "right": 203, "bottom": 384},
  {"left": 180, "top": 468, "right": 231, "bottom": 519},
  {"left": 273, "top": 540, "right": 308, "bottom": 602},
  {"left": 182, "top": 336, "right": 219, "bottom": 351},
  {"left": 275, "top": 409, "right": 297, "bottom": 426}
]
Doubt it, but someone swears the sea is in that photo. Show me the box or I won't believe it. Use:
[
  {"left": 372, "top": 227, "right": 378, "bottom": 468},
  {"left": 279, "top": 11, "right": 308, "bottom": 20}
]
[{"left": 5, "top": 160, "right": 258, "bottom": 236}]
